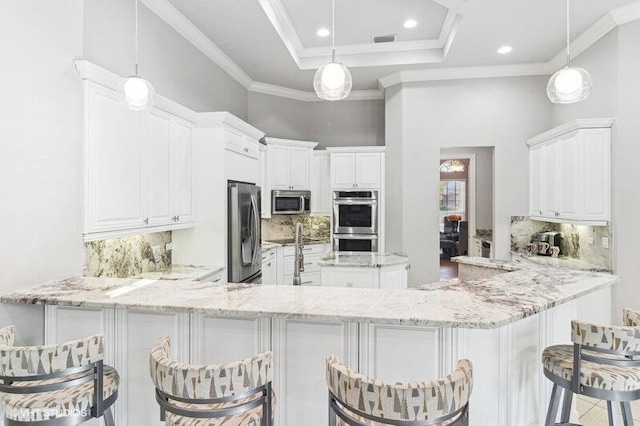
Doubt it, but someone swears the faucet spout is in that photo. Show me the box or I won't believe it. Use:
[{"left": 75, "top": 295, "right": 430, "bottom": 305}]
[{"left": 293, "top": 222, "right": 304, "bottom": 285}]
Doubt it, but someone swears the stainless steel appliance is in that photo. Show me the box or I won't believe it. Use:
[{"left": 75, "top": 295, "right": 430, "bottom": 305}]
[
  {"left": 333, "top": 234, "right": 379, "bottom": 252},
  {"left": 228, "top": 181, "right": 261, "bottom": 283},
  {"left": 271, "top": 190, "right": 311, "bottom": 215},
  {"left": 332, "top": 191, "right": 378, "bottom": 234}
]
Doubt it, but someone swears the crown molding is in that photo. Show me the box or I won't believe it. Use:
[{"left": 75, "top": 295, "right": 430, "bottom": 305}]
[
  {"left": 379, "top": 63, "right": 552, "bottom": 88},
  {"left": 264, "top": 137, "right": 319, "bottom": 149},
  {"left": 611, "top": 1, "right": 640, "bottom": 26},
  {"left": 139, "top": 0, "right": 253, "bottom": 89},
  {"left": 197, "top": 112, "right": 266, "bottom": 139},
  {"left": 526, "top": 118, "right": 614, "bottom": 146},
  {"left": 250, "top": 82, "right": 384, "bottom": 102},
  {"left": 325, "top": 146, "right": 387, "bottom": 153},
  {"left": 74, "top": 60, "right": 198, "bottom": 122}
]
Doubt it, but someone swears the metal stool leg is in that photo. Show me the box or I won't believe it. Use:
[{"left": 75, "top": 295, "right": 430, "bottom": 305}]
[
  {"left": 103, "top": 406, "right": 115, "bottom": 426},
  {"left": 607, "top": 401, "right": 615, "bottom": 426},
  {"left": 560, "top": 388, "right": 573, "bottom": 423},
  {"left": 621, "top": 401, "right": 633, "bottom": 426},
  {"left": 545, "top": 384, "right": 562, "bottom": 426},
  {"left": 328, "top": 392, "right": 337, "bottom": 426}
]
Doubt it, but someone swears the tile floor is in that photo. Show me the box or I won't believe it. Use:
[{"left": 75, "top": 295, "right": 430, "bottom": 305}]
[{"left": 575, "top": 394, "right": 640, "bottom": 425}]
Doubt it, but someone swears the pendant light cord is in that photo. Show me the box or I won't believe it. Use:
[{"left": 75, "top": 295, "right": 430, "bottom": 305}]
[
  {"left": 566, "top": 0, "right": 571, "bottom": 67},
  {"left": 135, "top": 0, "right": 139, "bottom": 76},
  {"left": 331, "top": 0, "right": 336, "bottom": 62}
]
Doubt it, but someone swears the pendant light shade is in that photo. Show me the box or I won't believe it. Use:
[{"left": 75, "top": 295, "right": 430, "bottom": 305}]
[
  {"left": 314, "top": 0, "right": 352, "bottom": 101},
  {"left": 547, "top": 0, "right": 593, "bottom": 104},
  {"left": 118, "top": 0, "right": 155, "bottom": 111}
]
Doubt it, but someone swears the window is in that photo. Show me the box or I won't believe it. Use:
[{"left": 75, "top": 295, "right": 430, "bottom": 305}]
[{"left": 439, "top": 180, "right": 466, "bottom": 231}]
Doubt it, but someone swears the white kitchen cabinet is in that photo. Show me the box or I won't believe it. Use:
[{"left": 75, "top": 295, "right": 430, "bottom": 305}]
[
  {"left": 320, "top": 264, "right": 408, "bottom": 289},
  {"left": 527, "top": 119, "right": 612, "bottom": 225},
  {"left": 282, "top": 244, "right": 325, "bottom": 286},
  {"left": 262, "top": 247, "right": 277, "bottom": 285},
  {"left": 327, "top": 148, "right": 386, "bottom": 190},
  {"left": 259, "top": 143, "right": 270, "bottom": 218},
  {"left": 311, "top": 151, "right": 332, "bottom": 215},
  {"left": 84, "top": 81, "right": 195, "bottom": 240},
  {"left": 224, "top": 126, "right": 259, "bottom": 159},
  {"left": 265, "top": 138, "right": 318, "bottom": 191}
]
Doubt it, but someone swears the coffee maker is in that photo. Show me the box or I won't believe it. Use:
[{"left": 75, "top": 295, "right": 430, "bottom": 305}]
[{"left": 537, "top": 232, "right": 562, "bottom": 256}]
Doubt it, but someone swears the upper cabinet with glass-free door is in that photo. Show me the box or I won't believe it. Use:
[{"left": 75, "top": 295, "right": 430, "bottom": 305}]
[
  {"left": 265, "top": 138, "right": 318, "bottom": 191},
  {"left": 327, "top": 147, "right": 386, "bottom": 190},
  {"left": 527, "top": 118, "right": 612, "bottom": 225}
]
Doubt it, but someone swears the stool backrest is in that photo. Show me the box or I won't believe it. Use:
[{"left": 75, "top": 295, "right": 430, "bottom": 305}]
[
  {"left": 326, "top": 355, "right": 472, "bottom": 425},
  {"left": 149, "top": 336, "right": 273, "bottom": 400},
  {"left": 0, "top": 325, "right": 105, "bottom": 378},
  {"left": 624, "top": 308, "right": 640, "bottom": 327},
  {"left": 570, "top": 320, "right": 640, "bottom": 393}
]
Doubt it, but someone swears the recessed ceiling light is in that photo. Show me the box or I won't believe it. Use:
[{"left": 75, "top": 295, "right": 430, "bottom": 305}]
[
  {"left": 497, "top": 45, "right": 513, "bottom": 55},
  {"left": 403, "top": 19, "right": 418, "bottom": 29},
  {"left": 317, "top": 28, "right": 330, "bottom": 37}
]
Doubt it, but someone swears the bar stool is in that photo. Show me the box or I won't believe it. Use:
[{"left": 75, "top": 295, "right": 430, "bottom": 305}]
[
  {"left": 625, "top": 308, "right": 640, "bottom": 327},
  {"left": 0, "top": 325, "right": 118, "bottom": 425},
  {"left": 149, "top": 336, "right": 275, "bottom": 425},
  {"left": 542, "top": 313, "right": 640, "bottom": 426},
  {"left": 326, "top": 355, "right": 473, "bottom": 425}
]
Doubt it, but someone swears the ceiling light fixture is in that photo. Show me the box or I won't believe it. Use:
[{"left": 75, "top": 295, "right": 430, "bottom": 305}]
[
  {"left": 117, "top": 0, "right": 156, "bottom": 111},
  {"left": 313, "top": 0, "right": 352, "bottom": 101},
  {"left": 547, "top": 0, "right": 592, "bottom": 104},
  {"left": 497, "top": 45, "right": 513, "bottom": 55},
  {"left": 317, "top": 28, "right": 330, "bottom": 37},
  {"left": 403, "top": 19, "right": 418, "bottom": 29}
]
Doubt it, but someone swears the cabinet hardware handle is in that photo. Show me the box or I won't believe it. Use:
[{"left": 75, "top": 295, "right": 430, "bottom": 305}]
[
  {"left": 144, "top": 218, "right": 149, "bottom": 225},
  {"left": 177, "top": 215, "right": 180, "bottom": 221},
  {"left": 301, "top": 281, "right": 313, "bottom": 285}
]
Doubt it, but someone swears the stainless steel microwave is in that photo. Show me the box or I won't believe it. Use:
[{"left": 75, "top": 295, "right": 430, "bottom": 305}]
[{"left": 272, "top": 190, "right": 311, "bottom": 215}]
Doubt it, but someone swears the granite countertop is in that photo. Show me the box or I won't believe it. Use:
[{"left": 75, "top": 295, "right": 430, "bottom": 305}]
[
  {"left": 132, "top": 265, "right": 224, "bottom": 282},
  {"left": 450, "top": 256, "right": 518, "bottom": 272},
  {"left": 475, "top": 229, "right": 493, "bottom": 242},
  {"left": 319, "top": 252, "right": 410, "bottom": 268},
  {"left": 510, "top": 252, "right": 611, "bottom": 273},
  {"left": 261, "top": 242, "right": 281, "bottom": 251},
  {"left": 1, "top": 258, "right": 618, "bottom": 329}
]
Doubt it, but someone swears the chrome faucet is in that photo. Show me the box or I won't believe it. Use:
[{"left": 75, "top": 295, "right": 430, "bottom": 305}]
[{"left": 293, "top": 222, "right": 304, "bottom": 285}]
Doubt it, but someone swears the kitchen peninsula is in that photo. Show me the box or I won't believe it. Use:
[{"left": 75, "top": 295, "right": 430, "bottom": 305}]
[
  {"left": 319, "top": 252, "right": 410, "bottom": 289},
  {"left": 2, "top": 257, "right": 617, "bottom": 426}
]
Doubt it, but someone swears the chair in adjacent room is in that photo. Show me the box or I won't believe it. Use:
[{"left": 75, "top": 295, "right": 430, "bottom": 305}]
[
  {"left": 542, "top": 313, "right": 640, "bottom": 426},
  {"left": 0, "top": 325, "right": 119, "bottom": 425},
  {"left": 326, "top": 355, "right": 473, "bottom": 425},
  {"left": 149, "top": 336, "right": 275, "bottom": 425}
]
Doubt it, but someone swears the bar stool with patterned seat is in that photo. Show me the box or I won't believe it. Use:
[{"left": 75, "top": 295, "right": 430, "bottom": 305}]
[
  {"left": 542, "top": 310, "right": 640, "bottom": 426},
  {"left": 0, "top": 325, "right": 119, "bottom": 425},
  {"left": 149, "top": 336, "right": 275, "bottom": 426},
  {"left": 326, "top": 355, "right": 473, "bottom": 425}
]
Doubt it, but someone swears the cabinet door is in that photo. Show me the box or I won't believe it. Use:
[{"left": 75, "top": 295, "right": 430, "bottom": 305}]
[
  {"left": 289, "top": 146, "right": 311, "bottom": 190},
  {"left": 331, "top": 153, "right": 356, "bottom": 189},
  {"left": 171, "top": 118, "right": 194, "bottom": 224},
  {"left": 146, "top": 109, "right": 173, "bottom": 226},
  {"left": 355, "top": 153, "right": 381, "bottom": 188},
  {"left": 558, "top": 132, "right": 580, "bottom": 220},
  {"left": 86, "top": 83, "right": 145, "bottom": 234},
  {"left": 259, "top": 147, "right": 270, "bottom": 218},
  {"left": 529, "top": 144, "right": 544, "bottom": 217},
  {"left": 542, "top": 139, "right": 560, "bottom": 218},
  {"left": 262, "top": 254, "right": 277, "bottom": 285},
  {"left": 311, "top": 154, "right": 331, "bottom": 215},
  {"left": 581, "top": 129, "right": 611, "bottom": 221},
  {"left": 268, "top": 145, "right": 291, "bottom": 190}
]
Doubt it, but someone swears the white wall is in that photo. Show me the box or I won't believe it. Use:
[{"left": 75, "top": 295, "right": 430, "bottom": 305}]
[
  {"left": 440, "top": 147, "right": 494, "bottom": 231},
  {"left": 0, "top": 0, "right": 86, "bottom": 345},
  {"left": 248, "top": 92, "right": 385, "bottom": 148},
  {"left": 84, "top": 0, "right": 248, "bottom": 118},
  {"left": 386, "top": 76, "right": 551, "bottom": 285}
]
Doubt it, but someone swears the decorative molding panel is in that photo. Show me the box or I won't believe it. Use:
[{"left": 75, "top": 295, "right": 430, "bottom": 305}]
[{"left": 525, "top": 117, "right": 614, "bottom": 146}]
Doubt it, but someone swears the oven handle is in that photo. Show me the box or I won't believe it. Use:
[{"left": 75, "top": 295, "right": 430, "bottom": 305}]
[
  {"left": 333, "top": 234, "right": 378, "bottom": 240},
  {"left": 298, "top": 196, "right": 305, "bottom": 214},
  {"left": 333, "top": 200, "right": 377, "bottom": 206}
]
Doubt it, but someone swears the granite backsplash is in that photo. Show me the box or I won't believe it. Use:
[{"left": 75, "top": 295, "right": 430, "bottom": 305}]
[
  {"left": 510, "top": 216, "right": 613, "bottom": 271},
  {"left": 85, "top": 231, "right": 172, "bottom": 278},
  {"left": 262, "top": 215, "right": 331, "bottom": 241}
]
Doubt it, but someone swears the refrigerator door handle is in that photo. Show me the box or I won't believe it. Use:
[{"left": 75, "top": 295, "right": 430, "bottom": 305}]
[{"left": 251, "top": 194, "right": 260, "bottom": 266}]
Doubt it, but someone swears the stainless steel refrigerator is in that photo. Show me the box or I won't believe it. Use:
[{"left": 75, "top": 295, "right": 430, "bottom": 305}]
[{"left": 228, "top": 181, "right": 262, "bottom": 283}]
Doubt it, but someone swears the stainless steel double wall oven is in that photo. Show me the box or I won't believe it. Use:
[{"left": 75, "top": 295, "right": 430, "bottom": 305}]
[{"left": 332, "top": 190, "right": 378, "bottom": 252}]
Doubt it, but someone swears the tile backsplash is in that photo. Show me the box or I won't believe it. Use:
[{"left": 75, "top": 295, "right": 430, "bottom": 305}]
[
  {"left": 510, "top": 216, "right": 613, "bottom": 271},
  {"left": 262, "top": 215, "right": 331, "bottom": 241},
  {"left": 85, "top": 232, "right": 172, "bottom": 278}
]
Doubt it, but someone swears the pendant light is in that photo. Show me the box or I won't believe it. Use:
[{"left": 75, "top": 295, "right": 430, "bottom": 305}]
[
  {"left": 313, "top": 0, "right": 352, "bottom": 101},
  {"left": 118, "top": 0, "right": 156, "bottom": 111},
  {"left": 547, "top": 0, "right": 593, "bottom": 104}
]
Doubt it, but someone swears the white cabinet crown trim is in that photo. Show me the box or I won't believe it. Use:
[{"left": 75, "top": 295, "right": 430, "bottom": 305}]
[
  {"left": 526, "top": 118, "right": 614, "bottom": 146},
  {"left": 326, "top": 146, "right": 387, "bottom": 153},
  {"left": 197, "top": 112, "right": 265, "bottom": 140},
  {"left": 74, "top": 60, "right": 198, "bottom": 123},
  {"left": 264, "top": 137, "right": 318, "bottom": 149}
]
